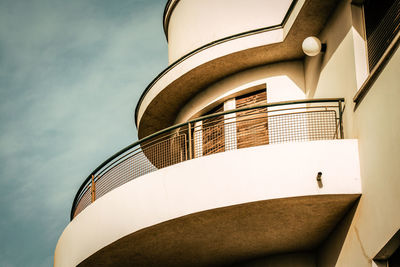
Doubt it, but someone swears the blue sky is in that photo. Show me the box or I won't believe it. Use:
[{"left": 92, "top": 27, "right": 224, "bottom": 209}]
[{"left": 0, "top": 0, "right": 167, "bottom": 265}]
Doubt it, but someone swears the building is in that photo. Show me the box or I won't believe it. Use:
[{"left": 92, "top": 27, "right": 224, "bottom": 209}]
[{"left": 55, "top": 0, "right": 400, "bottom": 266}]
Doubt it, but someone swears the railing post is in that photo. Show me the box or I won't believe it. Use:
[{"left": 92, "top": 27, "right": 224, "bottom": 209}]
[
  {"left": 338, "top": 100, "right": 344, "bottom": 139},
  {"left": 188, "top": 122, "right": 192, "bottom": 160},
  {"left": 91, "top": 174, "right": 96, "bottom": 203}
]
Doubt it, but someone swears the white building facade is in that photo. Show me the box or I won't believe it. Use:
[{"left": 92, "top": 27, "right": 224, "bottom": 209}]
[{"left": 55, "top": 0, "right": 400, "bottom": 266}]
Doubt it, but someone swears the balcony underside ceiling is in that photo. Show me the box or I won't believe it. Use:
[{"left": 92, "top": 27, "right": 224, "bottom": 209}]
[
  {"left": 137, "top": 0, "right": 341, "bottom": 139},
  {"left": 79, "top": 194, "right": 359, "bottom": 266}
]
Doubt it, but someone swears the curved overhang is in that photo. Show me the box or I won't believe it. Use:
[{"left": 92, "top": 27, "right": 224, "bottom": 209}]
[
  {"left": 79, "top": 194, "right": 359, "bottom": 266},
  {"left": 55, "top": 140, "right": 361, "bottom": 266},
  {"left": 136, "top": 0, "right": 342, "bottom": 139}
]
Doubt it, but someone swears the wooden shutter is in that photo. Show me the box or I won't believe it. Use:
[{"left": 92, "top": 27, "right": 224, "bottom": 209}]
[{"left": 236, "top": 90, "right": 268, "bottom": 149}]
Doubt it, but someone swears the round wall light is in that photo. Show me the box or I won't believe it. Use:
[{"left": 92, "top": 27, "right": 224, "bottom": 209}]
[{"left": 302, "top": 36, "right": 326, "bottom": 56}]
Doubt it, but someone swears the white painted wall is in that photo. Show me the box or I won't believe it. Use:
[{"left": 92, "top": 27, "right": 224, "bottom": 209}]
[
  {"left": 55, "top": 140, "right": 361, "bottom": 267},
  {"left": 303, "top": 0, "right": 400, "bottom": 265},
  {"left": 175, "top": 61, "right": 305, "bottom": 124},
  {"left": 350, "top": 5, "right": 369, "bottom": 90},
  {"left": 167, "top": 0, "right": 293, "bottom": 62},
  {"left": 325, "top": 43, "right": 400, "bottom": 267},
  {"left": 173, "top": 62, "right": 306, "bottom": 145},
  {"left": 223, "top": 98, "right": 237, "bottom": 151},
  {"left": 137, "top": 0, "right": 307, "bottom": 126},
  {"left": 266, "top": 77, "right": 307, "bottom": 144},
  {"left": 304, "top": 0, "right": 357, "bottom": 138},
  {"left": 136, "top": 28, "right": 285, "bottom": 126}
]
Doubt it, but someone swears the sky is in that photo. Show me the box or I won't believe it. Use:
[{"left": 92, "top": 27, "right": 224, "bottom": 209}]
[{"left": 0, "top": 0, "right": 167, "bottom": 266}]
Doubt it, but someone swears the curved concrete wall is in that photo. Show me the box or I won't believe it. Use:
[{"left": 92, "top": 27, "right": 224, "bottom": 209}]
[
  {"left": 136, "top": 28, "right": 285, "bottom": 127},
  {"left": 136, "top": 0, "right": 309, "bottom": 135},
  {"left": 167, "top": 0, "right": 293, "bottom": 62},
  {"left": 175, "top": 61, "right": 305, "bottom": 124},
  {"left": 55, "top": 140, "right": 361, "bottom": 267}
]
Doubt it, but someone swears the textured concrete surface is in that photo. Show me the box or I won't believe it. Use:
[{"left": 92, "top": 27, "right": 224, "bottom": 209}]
[{"left": 79, "top": 194, "right": 359, "bottom": 266}]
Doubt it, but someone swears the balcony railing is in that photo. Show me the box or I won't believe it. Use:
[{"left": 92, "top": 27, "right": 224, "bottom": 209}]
[{"left": 70, "top": 98, "right": 344, "bottom": 220}]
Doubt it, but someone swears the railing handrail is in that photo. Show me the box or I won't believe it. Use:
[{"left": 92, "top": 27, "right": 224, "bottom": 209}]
[{"left": 70, "top": 98, "right": 344, "bottom": 220}]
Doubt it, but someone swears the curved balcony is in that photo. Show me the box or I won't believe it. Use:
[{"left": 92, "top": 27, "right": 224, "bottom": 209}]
[
  {"left": 71, "top": 98, "right": 345, "bottom": 220},
  {"left": 135, "top": 0, "right": 343, "bottom": 139}
]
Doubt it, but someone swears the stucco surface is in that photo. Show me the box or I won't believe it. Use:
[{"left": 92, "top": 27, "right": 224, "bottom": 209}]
[{"left": 79, "top": 194, "right": 359, "bottom": 266}]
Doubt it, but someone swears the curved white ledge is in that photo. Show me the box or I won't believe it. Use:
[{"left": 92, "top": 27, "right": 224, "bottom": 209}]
[
  {"left": 137, "top": 27, "right": 285, "bottom": 126},
  {"left": 55, "top": 140, "right": 361, "bottom": 267},
  {"left": 135, "top": 0, "right": 347, "bottom": 138},
  {"left": 167, "top": 0, "right": 295, "bottom": 62}
]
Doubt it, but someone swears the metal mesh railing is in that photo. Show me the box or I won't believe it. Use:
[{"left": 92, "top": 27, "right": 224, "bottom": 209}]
[{"left": 71, "top": 98, "right": 344, "bottom": 220}]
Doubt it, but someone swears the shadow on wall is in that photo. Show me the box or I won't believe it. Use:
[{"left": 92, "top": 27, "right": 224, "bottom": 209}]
[
  {"left": 317, "top": 198, "right": 361, "bottom": 266},
  {"left": 305, "top": 1, "right": 362, "bottom": 97}
]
